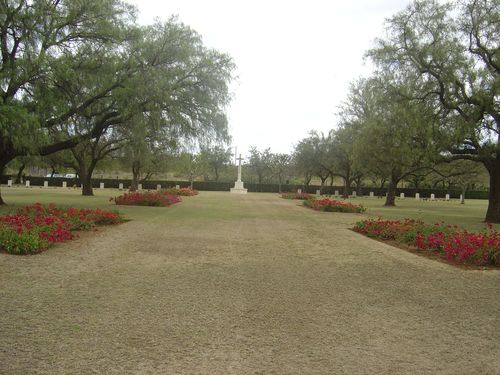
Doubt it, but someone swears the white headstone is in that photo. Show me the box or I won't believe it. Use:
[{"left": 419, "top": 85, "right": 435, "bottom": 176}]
[
  {"left": 445, "top": 194, "right": 450, "bottom": 201},
  {"left": 316, "top": 190, "right": 320, "bottom": 196},
  {"left": 460, "top": 194, "right": 463, "bottom": 202},
  {"left": 99, "top": 182, "right": 104, "bottom": 189},
  {"left": 175, "top": 185, "right": 180, "bottom": 189},
  {"left": 369, "top": 191, "right": 374, "bottom": 198},
  {"left": 400, "top": 192, "right": 405, "bottom": 199},
  {"left": 156, "top": 184, "right": 161, "bottom": 190},
  {"left": 43, "top": 181, "right": 48, "bottom": 188},
  {"left": 119, "top": 183, "right": 124, "bottom": 190},
  {"left": 62, "top": 181, "right": 67, "bottom": 188},
  {"left": 352, "top": 191, "right": 357, "bottom": 197},
  {"left": 7, "top": 179, "right": 12, "bottom": 187},
  {"left": 138, "top": 184, "right": 142, "bottom": 190},
  {"left": 297, "top": 188, "right": 302, "bottom": 194},
  {"left": 430, "top": 193, "right": 435, "bottom": 200},
  {"left": 334, "top": 190, "right": 339, "bottom": 196},
  {"left": 415, "top": 193, "right": 420, "bottom": 200},
  {"left": 25, "top": 180, "right": 30, "bottom": 187}
]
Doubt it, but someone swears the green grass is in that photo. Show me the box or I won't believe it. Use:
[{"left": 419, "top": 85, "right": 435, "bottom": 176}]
[{"left": 0, "top": 187, "right": 498, "bottom": 231}]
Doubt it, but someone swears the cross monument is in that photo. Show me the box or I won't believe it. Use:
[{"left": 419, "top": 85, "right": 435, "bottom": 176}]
[{"left": 230, "top": 153, "right": 248, "bottom": 194}]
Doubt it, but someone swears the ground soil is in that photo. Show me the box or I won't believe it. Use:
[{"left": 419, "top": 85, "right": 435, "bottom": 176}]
[{"left": 0, "top": 192, "right": 499, "bottom": 374}]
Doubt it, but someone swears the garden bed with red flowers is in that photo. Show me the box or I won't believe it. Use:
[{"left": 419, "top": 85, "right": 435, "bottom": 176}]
[
  {"left": 353, "top": 218, "right": 500, "bottom": 267},
  {"left": 111, "top": 191, "right": 181, "bottom": 206},
  {"left": 0, "top": 203, "right": 125, "bottom": 255},
  {"left": 163, "top": 187, "right": 199, "bottom": 196},
  {"left": 304, "top": 198, "right": 366, "bottom": 213},
  {"left": 281, "top": 192, "right": 313, "bottom": 200}
]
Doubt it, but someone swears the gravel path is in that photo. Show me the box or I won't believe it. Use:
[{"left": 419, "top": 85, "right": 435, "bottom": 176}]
[{"left": 1, "top": 192, "right": 499, "bottom": 374}]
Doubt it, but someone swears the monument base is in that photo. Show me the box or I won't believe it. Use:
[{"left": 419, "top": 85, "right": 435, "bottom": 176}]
[{"left": 230, "top": 180, "right": 247, "bottom": 194}]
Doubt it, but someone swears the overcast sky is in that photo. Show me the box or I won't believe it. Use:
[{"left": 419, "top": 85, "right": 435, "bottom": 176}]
[{"left": 125, "top": 0, "right": 413, "bottom": 157}]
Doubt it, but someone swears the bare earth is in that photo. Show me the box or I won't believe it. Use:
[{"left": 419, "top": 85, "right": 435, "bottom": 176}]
[{"left": 1, "top": 192, "right": 499, "bottom": 374}]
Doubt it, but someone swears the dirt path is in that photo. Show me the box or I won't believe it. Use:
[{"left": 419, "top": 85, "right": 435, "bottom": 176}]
[{"left": 1, "top": 192, "right": 499, "bottom": 374}]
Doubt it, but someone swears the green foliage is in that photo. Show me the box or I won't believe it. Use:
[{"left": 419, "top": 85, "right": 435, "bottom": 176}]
[{"left": 0, "top": 228, "right": 48, "bottom": 255}]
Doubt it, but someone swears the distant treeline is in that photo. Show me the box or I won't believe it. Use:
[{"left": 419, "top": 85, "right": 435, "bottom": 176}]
[{"left": 1, "top": 176, "right": 488, "bottom": 200}]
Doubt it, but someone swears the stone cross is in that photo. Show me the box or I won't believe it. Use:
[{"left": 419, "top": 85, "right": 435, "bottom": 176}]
[{"left": 236, "top": 154, "right": 243, "bottom": 182}]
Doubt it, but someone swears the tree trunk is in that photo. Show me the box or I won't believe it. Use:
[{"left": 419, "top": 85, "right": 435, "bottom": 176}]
[
  {"left": 343, "top": 177, "right": 352, "bottom": 196},
  {"left": 485, "top": 158, "right": 500, "bottom": 222},
  {"left": 384, "top": 178, "right": 398, "bottom": 206},
  {"left": 319, "top": 176, "right": 328, "bottom": 194},
  {"left": 15, "top": 163, "right": 25, "bottom": 184},
  {"left": 130, "top": 161, "right": 140, "bottom": 191}
]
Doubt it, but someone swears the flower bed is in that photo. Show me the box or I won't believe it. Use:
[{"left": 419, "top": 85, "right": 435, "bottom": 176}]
[
  {"left": 163, "top": 187, "right": 199, "bottom": 196},
  {"left": 281, "top": 192, "right": 313, "bottom": 200},
  {"left": 111, "top": 191, "right": 181, "bottom": 206},
  {"left": 0, "top": 203, "right": 125, "bottom": 255},
  {"left": 353, "top": 218, "right": 500, "bottom": 266},
  {"left": 304, "top": 198, "right": 366, "bottom": 213}
]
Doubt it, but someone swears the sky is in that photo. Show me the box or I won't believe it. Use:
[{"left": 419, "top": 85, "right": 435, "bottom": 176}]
[{"left": 125, "top": 0, "right": 413, "bottom": 157}]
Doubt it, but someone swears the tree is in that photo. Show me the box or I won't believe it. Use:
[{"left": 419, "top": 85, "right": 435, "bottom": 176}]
[
  {"left": 270, "top": 153, "right": 291, "bottom": 193},
  {"left": 368, "top": 0, "right": 500, "bottom": 220},
  {"left": 329, "top": 126, "right": 363, "bottom": 195},
  {"left": 0, "top": 0, "right": 136, "bottom": 203},
  {"left": 429, "top": 160, "right": 488, "bottom": 204},
  {"left": 248, "top": 147, "right": 273, "bottom": 184},
  {"left": 199, "top": 146, "right": 232, "bottom": 182},
  {"left": 349, "top": 78, "right": 437, "bottom": 206},
  {"left": 173, "top": 152, "right": 206, "bottom": 188}
]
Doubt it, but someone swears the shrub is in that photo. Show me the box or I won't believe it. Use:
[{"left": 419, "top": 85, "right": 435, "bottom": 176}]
[
  {"left": 111, "top": 191, "right": 181, "bottom": 206},
  {"left": 353, "top": 218, "right": 500, "bottom": 266},
  {"left": 0, "top": 203, "right": 125, "bottom": 255},
  {"left": 163, "top": 187, "right": 199, "bottom": 196},
  {"left": 304, "top": 198, "right": 366, "bottom": 213},
  {"left": 281, "top": 192, "right": 313, "bottom": 200}
]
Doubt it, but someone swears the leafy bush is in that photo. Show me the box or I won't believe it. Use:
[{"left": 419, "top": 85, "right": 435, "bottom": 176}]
[
  {"left": 0, "top": 203, "right": 125, "bottom": 255},
  {"left": 353, "top": 218, "right": 500, "bottom": 266},
  {"left": 163, "top": 187, "right": 199, "bottom": 196},
  {"left": 111, "top": 191, "right": 181, "bottom": 206},
  {"left": 304, "top": 198, "right": 366, "bottom": 213},
  {"left": 281, "top": 192, "right": 313, "bottom": 200}
]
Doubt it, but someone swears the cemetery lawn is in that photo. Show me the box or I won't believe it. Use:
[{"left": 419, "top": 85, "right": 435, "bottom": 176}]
[{"left": 0, "top": 188, "right": 499, "bottom": 374}]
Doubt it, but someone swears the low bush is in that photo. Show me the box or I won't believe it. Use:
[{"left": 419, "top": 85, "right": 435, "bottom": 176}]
[
  {"left": 111, "top": 191, "right": 181, "bottom": 206},
  {"left": 0, "top": 203, "right": 125, "bottom": 255},
  {"left": 353, "top": 218, "right": 500, "bottom": 266},
  {"left": 163, "top": 187, "right": 199, "bottom": 196},
  {"left": 304, "top": 198, "right": 366, "bottom": 213},
  {"left": 281, "top": 192, "right": 313, "bottom": 200}
]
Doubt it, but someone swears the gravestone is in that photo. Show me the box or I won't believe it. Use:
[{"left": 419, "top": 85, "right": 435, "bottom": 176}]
[
  {"left": 460, "top": 194, "right": 463, "bottom": 202},
  {"left": 415, "top": 193, "right": 420, "bottom": 200},
  {"left": 369, "top": 192, "right": 374, "bottom": 198},
  {"left": 175, "top": 185, "right": 180, "bottom": 189},
  {"left": 445, "top": 194, "right": 450, "bottom": 201},
  {"left": 138, "top": 184, "right": 142, "bottom": 190},
  {"left": 7, "top": 179, "right": 12, "bottom": 187},
  {"left": 334, "top": 190, "right": 339, "bottom": 197},
  {"left": 400, "top": 192, "right": 405, "bottom": 199},
  {"left": 230, "top": 154, "right": 248, "bottom": 194},
  {"left": 430, "top": 193, "right": 435, "bottom": 200},
  {"left": 157, "top": 184, "right": 161, "bottom": 190},
  {"left": 43, "top": 181, "right": 48, "bottom": 188},
  {"left": 119, "top": 183, "right": 124, "bottom": 190},
  {"left": 352, "top": 191, "right": 357, "bottom": 197},
  {"left": 99, "top": 182, "right": 104, "bottom": 189},
  {"left": 25, "top": 180, "right": 30, "bottom": 187},
  {"left": 297, "top": 188, "right": 302, "bottom": 194},
  {"left": 316, "top": 190, "right": 320, "bottom": 196},
  {"left": 62, "top": 181, "right": 67, "bottom": 188}
]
